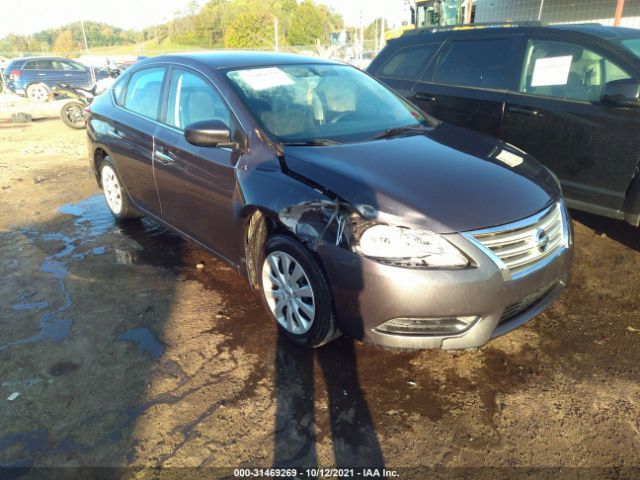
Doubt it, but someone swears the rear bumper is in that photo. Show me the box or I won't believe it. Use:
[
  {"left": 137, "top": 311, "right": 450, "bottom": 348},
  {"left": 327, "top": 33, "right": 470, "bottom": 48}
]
[
  {"left": 318, "top": 222, "right": 572, "bottom": 350},
  {"left": 3, "top": 81, "right": 23, "bottom": 95}
]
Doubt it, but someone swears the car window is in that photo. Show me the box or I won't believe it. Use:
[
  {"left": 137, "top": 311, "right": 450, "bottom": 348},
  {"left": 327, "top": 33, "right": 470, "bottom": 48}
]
[
  {"left": 23, "top": 60, "right": 54, "bottom": 70},
  {"left": 166, "top": 69, "right": 231, "bottom": 130},
  {"left": 432, "top": 38, "right": 519, "bottom": 89},
  {"left": 52, "top": 60, "right": 84, "bottom": 71},
  {"left": 112, "top": 75, "right": 127, "bottom": 106},
  {"left": 379, "top": 43, "right": 439, "bottom": 80},
  {"left": 123, "top": 67, "right": 165, "bottom": 120},
  {"left": 519, "top": 40, "right": 632, "bottom": 102}
]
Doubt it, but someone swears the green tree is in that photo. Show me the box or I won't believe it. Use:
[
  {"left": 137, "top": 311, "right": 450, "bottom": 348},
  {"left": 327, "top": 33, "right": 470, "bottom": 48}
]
[
  {"left": 53, "top": 30, "right": 76, "bottom": 56},
  {"left": 287, "top": 0, "right": 342, "bottom": 46},
  {"left": 224, "top": 8, "right": 275, "bottom": 49}
]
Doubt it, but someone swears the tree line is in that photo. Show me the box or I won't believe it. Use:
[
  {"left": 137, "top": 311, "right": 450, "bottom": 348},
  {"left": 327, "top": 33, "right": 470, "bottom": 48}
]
[{"left": 0, "top": 0, "right": 345, "bottom": 55}]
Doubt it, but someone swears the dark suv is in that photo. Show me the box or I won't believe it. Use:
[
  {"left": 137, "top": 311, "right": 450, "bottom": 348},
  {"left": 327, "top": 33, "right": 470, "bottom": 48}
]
[
  {"left": 369, "top": 24, "right": 640, "bottom": 225},
  {"left": 3, "top": 56, "right": 109, "bottom": 101}
]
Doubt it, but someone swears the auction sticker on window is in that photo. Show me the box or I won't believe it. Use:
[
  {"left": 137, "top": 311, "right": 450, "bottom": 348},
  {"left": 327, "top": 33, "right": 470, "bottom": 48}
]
[
  {"left": 531, "top": 55, "right": 573, "bottom": 87},
  {"left": 496, "top": 149, "right": 523, "bottom": 167},
  {"left": 236, "top": 67, "right": 294, "bottom": 90}
]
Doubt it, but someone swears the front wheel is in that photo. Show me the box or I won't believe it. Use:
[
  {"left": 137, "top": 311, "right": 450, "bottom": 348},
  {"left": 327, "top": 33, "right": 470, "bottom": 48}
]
[
  {"left": 260, "top": 234, "right": 341, "bottom": 348},
  {"left": 99, "top": 158, "right": 141, "bottom": 221},
  {"left": 60, "top": 101, "right": 86, "bottom": 129}
]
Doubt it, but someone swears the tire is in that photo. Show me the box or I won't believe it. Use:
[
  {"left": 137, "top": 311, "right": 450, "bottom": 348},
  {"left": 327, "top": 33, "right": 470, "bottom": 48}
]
[
  {"left": 260, "top": 234, "right": 341, "bottom": 348},
  {"left": 26, "top": 83, "right": 50, "bottom": 102},
  {"left": 60, "top": 101, "right": 86, "bottom": 129},
  {"left": 99, "top": 157, "right": 141, "bottom": 221}
]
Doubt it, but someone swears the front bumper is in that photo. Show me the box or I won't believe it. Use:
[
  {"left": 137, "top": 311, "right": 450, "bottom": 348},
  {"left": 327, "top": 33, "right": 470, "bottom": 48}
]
[{"left": 317, "top": 217, "right": 573, "bottom": 350}]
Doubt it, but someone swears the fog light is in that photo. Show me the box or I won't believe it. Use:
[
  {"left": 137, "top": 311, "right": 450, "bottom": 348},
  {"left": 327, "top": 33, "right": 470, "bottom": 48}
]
[{"left": 374, "top": 316, "right": 479, "bottom": 336}]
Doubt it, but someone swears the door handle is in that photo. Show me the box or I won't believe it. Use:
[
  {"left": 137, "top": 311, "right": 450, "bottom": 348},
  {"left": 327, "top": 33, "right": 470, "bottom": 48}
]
[
  {"left": 155, "top": 150, "right": 175, "bottom": 165},
  {"left": 415, "top": 92, "right": 436, "bottom": 102},
  {"left": 508, "top": 106, "right": 540, "bottom": 116}
]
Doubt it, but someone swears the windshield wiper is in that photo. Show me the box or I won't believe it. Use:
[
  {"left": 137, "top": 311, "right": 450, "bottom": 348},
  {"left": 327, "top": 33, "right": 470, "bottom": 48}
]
[
  {"left": 371, "top": 125, "right": 431, "bottom": 140},
  {"left": 282, "top": 139, "right": 341, "bottom": 146}
]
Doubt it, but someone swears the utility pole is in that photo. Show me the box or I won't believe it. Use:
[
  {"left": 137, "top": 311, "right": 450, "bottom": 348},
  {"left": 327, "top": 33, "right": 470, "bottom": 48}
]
[
  {"left": 374, "top": 19, "right": 378, "bottom": 53},
  {"left": 80, "top": 20, "right": 89, "bottom": 52},
  {"left": 274, "top": 17, "right": 279, "bottom": 51},
  {"left": 537, "top": 0, "right": 545, "bottom": 21},
  {"left": 464, "top": 0, "right": 473, "bottom": 24},
  {"left": 614, "top": 0, "right": 625, "bottom": 26}
]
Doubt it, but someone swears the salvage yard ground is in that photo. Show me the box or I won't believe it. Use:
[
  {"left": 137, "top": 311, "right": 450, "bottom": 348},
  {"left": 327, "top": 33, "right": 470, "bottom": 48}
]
[{"left": 0, "top": 119, "right": 639, "bottom": 476}]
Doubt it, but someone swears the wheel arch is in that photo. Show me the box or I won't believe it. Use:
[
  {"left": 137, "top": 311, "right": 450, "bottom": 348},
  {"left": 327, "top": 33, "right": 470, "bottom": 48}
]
[
  {"left": 241, "top": 206, "right": 292, "bottom": 289},
  {"left": 92, "top": 147, "right": 110, "bottom": 188},
  {"left": 623, "top": 169, "right": 640, "bottom": 226}
]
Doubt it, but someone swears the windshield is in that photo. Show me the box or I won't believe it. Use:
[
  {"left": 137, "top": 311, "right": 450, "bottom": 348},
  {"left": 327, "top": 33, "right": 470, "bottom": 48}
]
[
  {"left": 621, "top": 37, "right": 640, "bottom": 59},
  {"left": 226, "top": 64, "right": 432, "bottom": 144}
]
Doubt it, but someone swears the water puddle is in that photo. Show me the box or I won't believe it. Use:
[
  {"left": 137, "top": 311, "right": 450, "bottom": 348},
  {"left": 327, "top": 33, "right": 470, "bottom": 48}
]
[
  {"left": 117, "top": 327, "right": 164, "bottom": 360},
  {"left": 0, "top": 195, "right": 115, "bottom": 352},
  {"left": 12, "top": 302, "right": 49, "bottom": 311}
]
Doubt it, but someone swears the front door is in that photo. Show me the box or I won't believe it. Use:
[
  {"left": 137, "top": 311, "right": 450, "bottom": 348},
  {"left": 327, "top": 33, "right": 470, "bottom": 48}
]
[
  {"left": 153, "top": 67, "right": 241, "bottom": 261},
  {"left": 501, "top": 37, "right": 640, "bottom": 214}
]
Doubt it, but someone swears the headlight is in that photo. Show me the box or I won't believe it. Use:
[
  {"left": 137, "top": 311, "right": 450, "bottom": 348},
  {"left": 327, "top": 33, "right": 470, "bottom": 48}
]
[{"left": 356, "top": 225, "right": 468, "bottom": 268}]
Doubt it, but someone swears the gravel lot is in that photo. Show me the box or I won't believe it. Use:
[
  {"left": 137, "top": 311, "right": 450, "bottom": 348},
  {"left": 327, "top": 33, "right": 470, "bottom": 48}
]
[{"left": 0, "top": 118, "right": 639, "bottom": 478}]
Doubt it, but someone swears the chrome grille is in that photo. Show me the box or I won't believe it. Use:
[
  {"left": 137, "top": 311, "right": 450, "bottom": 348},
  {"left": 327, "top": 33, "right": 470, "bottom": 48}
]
[{"left": 467, "top": 204, "right": 567, "bottom": 278}]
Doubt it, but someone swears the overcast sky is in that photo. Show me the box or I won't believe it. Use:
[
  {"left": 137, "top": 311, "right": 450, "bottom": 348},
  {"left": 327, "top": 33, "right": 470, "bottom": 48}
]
[{"left": 0, "top": 0, "right": 410, "bottom": 37}]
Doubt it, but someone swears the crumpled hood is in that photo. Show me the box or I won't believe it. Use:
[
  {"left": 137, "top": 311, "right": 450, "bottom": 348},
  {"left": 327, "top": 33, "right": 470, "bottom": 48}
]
[{"left": 281, "top": 123, "right": 561, "bottom": 233}]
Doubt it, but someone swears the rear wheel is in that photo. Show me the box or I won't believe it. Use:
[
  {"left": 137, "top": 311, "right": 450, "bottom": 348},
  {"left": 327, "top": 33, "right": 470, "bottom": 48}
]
[
  {"left": 99, "top": 158, "right": 140, "bottom": 221},
  {"left": 26, "top": 83, "right": 49, "bottom": 102},
  {"left": 260, "top": 234, "right": 340, "bottom": 347},
  {"left": 60, "top": 101, "right": 86, "bottom": 129}
]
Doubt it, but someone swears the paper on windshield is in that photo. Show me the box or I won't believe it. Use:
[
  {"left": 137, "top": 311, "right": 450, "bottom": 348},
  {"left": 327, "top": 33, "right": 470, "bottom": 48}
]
[
  {"left": 531, "top": 55, "right": 573, "bottom": 87},
  {"left": 236, "top": 67, "right": 294, "bottom": 91},
  {"left": 496, "top": 149, "right": 523, "bottom": 167}
]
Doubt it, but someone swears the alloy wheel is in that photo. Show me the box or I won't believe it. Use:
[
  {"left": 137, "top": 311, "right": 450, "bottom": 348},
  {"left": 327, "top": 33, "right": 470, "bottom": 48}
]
[
  {"left": 262, "top": 251, "right": 316, "bottom": 334},
  {"left": 27, "top": 84, "right": 48, "bottom": 102},
  {"left": 101, "top": 165, "right": 123, "bottom": 215}
]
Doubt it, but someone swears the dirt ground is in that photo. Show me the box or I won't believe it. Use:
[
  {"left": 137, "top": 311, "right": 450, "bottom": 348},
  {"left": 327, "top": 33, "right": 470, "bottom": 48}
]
[{"left": 0, "top": 119, "right": 639, "bottom": 479}]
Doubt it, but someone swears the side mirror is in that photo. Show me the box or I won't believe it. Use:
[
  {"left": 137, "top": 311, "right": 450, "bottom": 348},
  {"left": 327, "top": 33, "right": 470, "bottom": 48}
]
[
  {"left": 601, "top": 78, "right": 640, "bottom": 108},
  {"left": 184, "top": 120, "right": 237, "bottom": 148}
]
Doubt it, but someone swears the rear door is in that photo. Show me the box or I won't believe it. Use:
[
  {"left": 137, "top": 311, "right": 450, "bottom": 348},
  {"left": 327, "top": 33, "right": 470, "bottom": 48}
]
[
  {"left": 22, "top": 59, "right": 57, "bottom": 88},
  {"left": 107, "top": 66, "right": 166, "bottom": 215},
  {"left": 501, "top": 35, "right": 640, "bottom": 213},
  {"left": 410, "top": 35, "right": 525, "bottom": 138},
  {"left": 153, "top": 67, "right": 242, "bottom": 261}
]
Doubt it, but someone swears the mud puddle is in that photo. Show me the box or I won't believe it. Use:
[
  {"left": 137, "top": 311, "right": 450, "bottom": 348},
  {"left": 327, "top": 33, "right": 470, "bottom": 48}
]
[{"left": 2, "top": 192, "right": 560, "bottom": 469}]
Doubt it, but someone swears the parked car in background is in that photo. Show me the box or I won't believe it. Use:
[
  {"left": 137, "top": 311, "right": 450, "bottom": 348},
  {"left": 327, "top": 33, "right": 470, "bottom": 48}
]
[
  {"left": 3, "top": 56, "right": 110, "bottom": 101},
  {"left": 369, "top": 24, "right": 640, "bottom": 225},
  {"left": 86, "top": 52, "right": 572, "bottom": 350}
]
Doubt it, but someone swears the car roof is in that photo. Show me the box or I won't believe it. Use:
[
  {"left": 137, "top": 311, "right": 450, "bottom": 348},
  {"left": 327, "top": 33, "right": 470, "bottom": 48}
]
[
  {"left": 13, "top": 56, "right": 79, "bottom": 63},
  {"left": 400, "top": 23, "right": 640, "bottom": 41},
  {"left": 138, "top": 51, "right": 342, "bottom": 70}
]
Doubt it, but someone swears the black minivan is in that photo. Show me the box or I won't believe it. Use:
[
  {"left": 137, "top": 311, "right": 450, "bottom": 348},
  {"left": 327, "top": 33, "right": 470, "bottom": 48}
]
[{"left": 369, "top": 24, "right": 640, "bottom": 225}]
